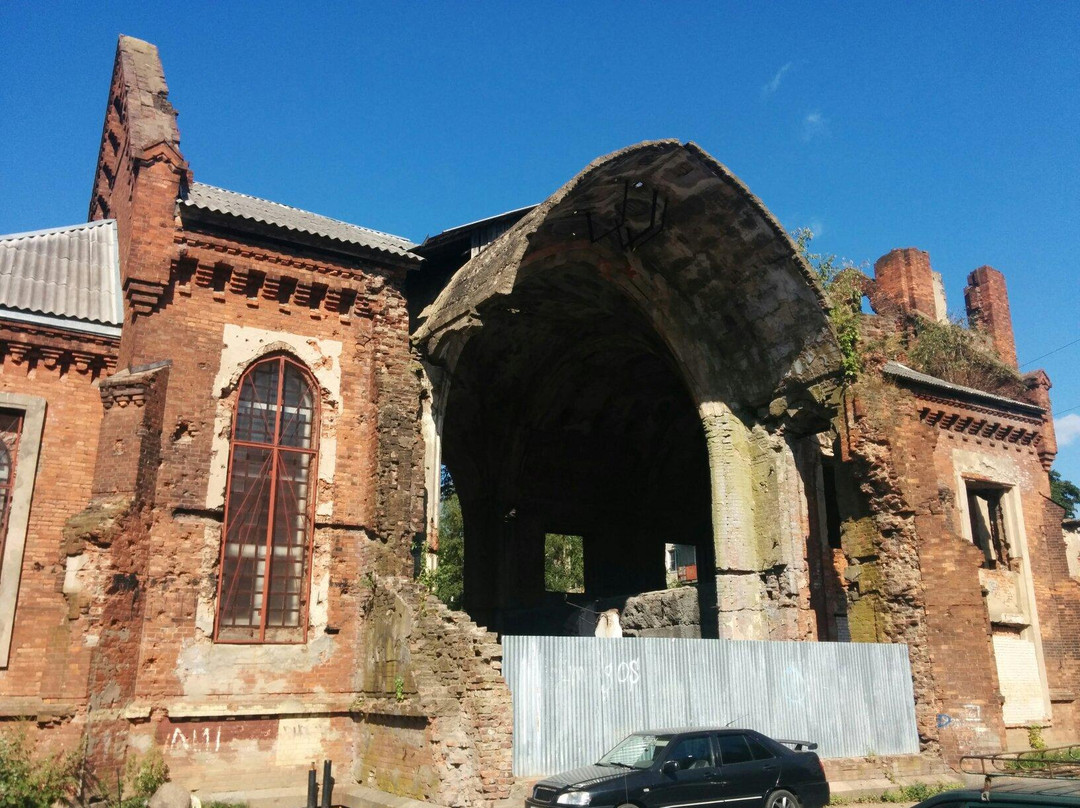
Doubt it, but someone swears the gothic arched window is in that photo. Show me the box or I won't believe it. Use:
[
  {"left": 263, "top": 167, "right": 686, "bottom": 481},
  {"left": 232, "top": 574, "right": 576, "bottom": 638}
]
[{"left": 215, "top": 355, "right": 318, "bottom": 643}]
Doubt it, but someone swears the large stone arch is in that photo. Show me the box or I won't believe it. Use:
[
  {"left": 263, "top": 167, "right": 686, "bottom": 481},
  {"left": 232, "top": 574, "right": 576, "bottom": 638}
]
[{"left": 415, "top": 140, "right": 845, "bottom": 639}]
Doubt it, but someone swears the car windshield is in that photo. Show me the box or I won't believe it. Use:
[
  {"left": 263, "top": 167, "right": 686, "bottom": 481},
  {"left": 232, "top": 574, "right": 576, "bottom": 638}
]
[{"left": 597, "top": 733, "right": 673, "bottom": 769}]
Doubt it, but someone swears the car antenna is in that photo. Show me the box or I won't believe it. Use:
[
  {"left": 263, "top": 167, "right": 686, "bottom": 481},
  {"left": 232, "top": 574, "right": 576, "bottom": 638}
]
[{"left": 723, "top": 715, "right": 747, "bottom": 728}]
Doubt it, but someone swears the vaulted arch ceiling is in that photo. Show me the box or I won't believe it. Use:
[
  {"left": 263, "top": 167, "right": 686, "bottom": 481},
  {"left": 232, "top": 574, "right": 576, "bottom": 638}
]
[{"left": 415, "top": 140, "right": 843, "bottom": 416}]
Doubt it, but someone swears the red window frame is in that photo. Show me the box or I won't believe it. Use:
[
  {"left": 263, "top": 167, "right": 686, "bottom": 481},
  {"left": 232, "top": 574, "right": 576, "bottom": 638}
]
[
  {"left": 214, "top": 355, "right": 319, "bottom": 644},
  {"left": 0, "top": 411, "right": 22, "bottom": 573}
]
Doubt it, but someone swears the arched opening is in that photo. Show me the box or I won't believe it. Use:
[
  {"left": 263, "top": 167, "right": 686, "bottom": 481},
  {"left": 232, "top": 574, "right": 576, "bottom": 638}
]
[
  {"left": 416, "top": 141, "right": 846, "bottom": 641},
  {"left": 441, "top": 265, "right": 715, "bottom": 635},
  {"left": 215, "top": 354, "right": 319, "bottom": 644}
]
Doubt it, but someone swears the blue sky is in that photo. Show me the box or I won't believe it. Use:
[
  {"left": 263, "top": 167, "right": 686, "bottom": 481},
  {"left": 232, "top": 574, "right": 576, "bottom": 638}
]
[{"left": 2, "top": 2, "right": 1078, "bottom": 483}]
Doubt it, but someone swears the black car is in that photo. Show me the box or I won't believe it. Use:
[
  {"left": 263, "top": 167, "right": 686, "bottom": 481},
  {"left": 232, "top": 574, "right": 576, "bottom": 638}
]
[{"left": 525, "top": 727, "right": 830, "bottom": 808}]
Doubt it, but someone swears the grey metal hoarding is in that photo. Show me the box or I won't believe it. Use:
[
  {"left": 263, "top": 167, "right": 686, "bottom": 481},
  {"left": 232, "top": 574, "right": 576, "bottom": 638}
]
[{"left": 503, "top": 635, "right": 920, "bottom": 777}]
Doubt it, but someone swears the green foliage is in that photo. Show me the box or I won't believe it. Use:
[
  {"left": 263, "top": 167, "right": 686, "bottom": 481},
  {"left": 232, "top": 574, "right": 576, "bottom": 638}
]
[
  {"left": 422, "top": 492, "right": 464, "bottom": 609},
  {"left": 793, "top": 227, "right": 864, "bottom": 380},
  {"left": 879, "top": 783, "right": 955, "bottom": 803},
  {"left": 1027, "top": 724, "right": 1047, "bottom": 750},
  {"left": 829, "top": 782, "right": 955, "bottom": 805},
  {"left": 906, "top": 316, "right": 1027, "bottom": 398},
  {"left": 544, "top": 534, "right": 584, "bottom": 593},
  {"left": 0, "top": 724, "right": 80, "bottom": 808},
  {"left": 394, "top": 675, "right": 406, "bottom": 703},
  {"left": 205, "top": 802, "right": 248, "bottom": 808},
  {"left": 1050, "top": 470, "right": 1080, "bottom": 519},
  {"left": 126, "top": 747, "right": 169, "bottom": 799}
]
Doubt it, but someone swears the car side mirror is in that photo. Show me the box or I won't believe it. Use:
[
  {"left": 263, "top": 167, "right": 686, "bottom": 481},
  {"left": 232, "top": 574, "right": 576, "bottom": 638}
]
[{"left": 662, "top": 760, "right": 678, "bottom": 776}]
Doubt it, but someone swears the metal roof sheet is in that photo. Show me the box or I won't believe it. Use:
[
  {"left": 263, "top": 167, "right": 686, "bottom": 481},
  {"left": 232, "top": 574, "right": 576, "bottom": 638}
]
[
  {"left": 181, "top": 182, "right": 419, "bottom": 260},
  {"left": 0, "top": 219, "right": 123, "bottom": 334},
  {"left": 883, "top": 361, "right": 1043, "bottom": 415}
]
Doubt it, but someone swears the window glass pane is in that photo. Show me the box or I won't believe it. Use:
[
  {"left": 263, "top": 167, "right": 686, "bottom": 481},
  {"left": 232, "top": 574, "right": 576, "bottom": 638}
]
[
  {"left": 598, "top": 734, "right": 672, "bottom": 769},
  {"left": 279, "top": 364, "right": 315, "bottom": 448},
  {"left": 266, "top": 450, "right": 311, "bottom": 627},
  {"left": 221, "top": 446, "right": 272, "bottom": 627},
  {"left": 716, "top": 734, "right": 753, "bottom": 765},
  {"left": 746, "top": 736, "right": 774, "bottom": 760},
  {"left": 235, "top": 360, "right": 280, "bottom": 444},
  {"left": 667, "top": 736, "right": 713, "bottom": 770},
  {"left": 0, "top": 446, "right": 9, "bottom": 487}
]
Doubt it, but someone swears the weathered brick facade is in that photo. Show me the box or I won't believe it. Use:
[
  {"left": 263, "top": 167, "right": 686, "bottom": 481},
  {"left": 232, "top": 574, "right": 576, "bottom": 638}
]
[{"left": 0, "top": 32, "right": 1078, "bottom": 806}]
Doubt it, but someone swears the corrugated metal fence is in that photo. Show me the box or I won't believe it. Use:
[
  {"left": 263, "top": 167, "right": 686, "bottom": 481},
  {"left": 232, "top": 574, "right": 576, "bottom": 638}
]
[{"left": 503, "top": 635, "right": 920, "bottom": 777}]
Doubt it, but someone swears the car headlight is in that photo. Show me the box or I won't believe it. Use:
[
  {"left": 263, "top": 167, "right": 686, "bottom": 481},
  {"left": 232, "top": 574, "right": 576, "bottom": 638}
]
[{"left": 556, "top": 792, "right": 591, "bottom": 806}]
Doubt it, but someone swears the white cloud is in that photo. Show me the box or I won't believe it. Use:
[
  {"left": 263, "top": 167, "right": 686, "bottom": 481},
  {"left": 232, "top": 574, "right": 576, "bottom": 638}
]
[
  {"left": 761, "top": 62, "right": 793, "bottom": 98},
  {"left": 802, "top": 111, "right": 829, "bottom": 141},
  {"left": 1056, "top": 413, "right": 1080, "bottom": 447}
]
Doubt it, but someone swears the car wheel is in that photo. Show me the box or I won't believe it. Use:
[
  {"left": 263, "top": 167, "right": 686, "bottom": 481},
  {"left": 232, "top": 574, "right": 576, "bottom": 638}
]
[{"left": 765, "top": 789, "right": 801, "bottom": 808}]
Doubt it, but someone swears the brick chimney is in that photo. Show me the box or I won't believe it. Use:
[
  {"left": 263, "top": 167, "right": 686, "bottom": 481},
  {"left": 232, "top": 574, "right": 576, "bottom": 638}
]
[
  {"left": 872, "top": 248, "right": 946, "bottom": 321},
  {"left": 964, "top": 266, "right": 1018, "bottom": 369}
]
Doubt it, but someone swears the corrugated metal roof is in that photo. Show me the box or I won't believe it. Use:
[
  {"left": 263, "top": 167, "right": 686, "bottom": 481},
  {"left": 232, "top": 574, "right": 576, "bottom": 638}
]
[
  {"left": 0, "top": 219, "right": 123, "bottom": 336},
  {"left": 181, "top": 182, "right": 419, "bottom": 260},
  {"left": 883, "top": 361, "right": 1043, "bottom": 414}
]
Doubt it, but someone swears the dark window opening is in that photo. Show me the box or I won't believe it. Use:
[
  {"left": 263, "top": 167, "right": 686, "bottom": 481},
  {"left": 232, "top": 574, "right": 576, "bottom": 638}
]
[
  {"left": 308, "top": 283, "right": 328, "bottom": 310},
  {"left": 245, "top": 270, "right": 266, "bottom": 299},
  {"left": 822, "top": 463, "right": 843, "bottom": 550},
  {"left": 338, "top": 288, "right": 358, "bottom": 316},
  {"left": 0, "top": 410, "right": 23, "bottom": 575},
  {"left": 107, "top": 131, "right": 121, "bottom": 155},
  {"left": 665, "top": 543, "right": 698, "bottom": 587},
  {"left": 211, "top": 264, "right": 232, "bottom": 294},
  {"left": 544, "top": 534, "right": 584, "bottom": 593},
  {"left": 277, "top": 277, "right": 298, "bottom": 305},
  {"left": 216, "top": 355, "right": 318, "bottom": 643},
  {"left": 966, "top": 483, "right": 1012, "bottom": 569}
]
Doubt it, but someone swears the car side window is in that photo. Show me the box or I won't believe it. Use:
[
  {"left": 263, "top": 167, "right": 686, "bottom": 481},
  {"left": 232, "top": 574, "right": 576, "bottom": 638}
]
[
  {"left": 666, "top": 736, "right": 715, "bottom": 770},
  {"left": 716, "top": 734, "right": 754, "bottom": 765},
  {"left": 745, "top": 736, "right": 774, "bottom": 761}
]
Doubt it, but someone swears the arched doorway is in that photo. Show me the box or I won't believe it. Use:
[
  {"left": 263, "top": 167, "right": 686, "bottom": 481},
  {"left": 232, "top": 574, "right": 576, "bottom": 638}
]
[{"left": 415, "top": 141, "right": 844, "bottom": 639}]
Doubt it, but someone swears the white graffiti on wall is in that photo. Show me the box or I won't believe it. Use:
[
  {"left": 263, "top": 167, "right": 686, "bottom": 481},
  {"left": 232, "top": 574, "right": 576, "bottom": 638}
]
[
  {"left": 554, "top": 658, "right": 642, "bottom": 700},
  {"left": 169, "top": 726, "right": 222, "bottom": 753}
]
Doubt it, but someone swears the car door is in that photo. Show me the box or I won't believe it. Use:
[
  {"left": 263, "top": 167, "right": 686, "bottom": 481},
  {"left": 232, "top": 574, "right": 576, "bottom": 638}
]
[
  {"left": 646, "top": 734, "right": 721, "bottom": 808},
  {"left": 714, "top": 733, "right": 778, "bottom": 807}
]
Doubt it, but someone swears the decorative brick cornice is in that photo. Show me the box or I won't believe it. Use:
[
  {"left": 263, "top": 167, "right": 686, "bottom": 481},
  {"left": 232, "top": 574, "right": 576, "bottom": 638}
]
[
  {"left": 125, "top": 277, "right": 168, "bottom": 316},
  {"left": 915, "top": 392, "right": 1044, "bottom": 452},
  {"left": 172, "top": 249, "right": 373, "bottom": 320},
  {"left": 97, "top": 362, "right": 169, "bottom": 410},
  {"left": 0, "top": 321, "right": 118, "bottom": 379},
  {"left": 176, "top": 234, "right": 394, "bottom": 282}
]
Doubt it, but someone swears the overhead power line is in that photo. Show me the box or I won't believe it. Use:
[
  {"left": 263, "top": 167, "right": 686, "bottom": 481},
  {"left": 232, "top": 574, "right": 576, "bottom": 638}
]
[{"left": 1020, "top": 337, "right": 1080, "bottom": 369}]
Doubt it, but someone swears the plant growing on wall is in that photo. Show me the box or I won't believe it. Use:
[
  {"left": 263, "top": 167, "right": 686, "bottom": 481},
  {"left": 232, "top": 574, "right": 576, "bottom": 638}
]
[{"left": 793, "top": 228, "right": 864, "bottom": 380}]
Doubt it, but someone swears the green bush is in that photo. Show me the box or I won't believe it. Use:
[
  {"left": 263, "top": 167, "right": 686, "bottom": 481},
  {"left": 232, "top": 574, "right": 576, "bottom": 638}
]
[{"left": 0, "top": 724, "right": 80, "bottom": 808}]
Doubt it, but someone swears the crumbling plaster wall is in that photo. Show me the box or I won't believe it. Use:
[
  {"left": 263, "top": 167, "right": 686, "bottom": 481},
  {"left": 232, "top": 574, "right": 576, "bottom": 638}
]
[
  {"left": 700, "top": 402, "right": 822, "bottom": 640},
  {"left": 353, "top": 578, "right": 512, "bottom": 808}
]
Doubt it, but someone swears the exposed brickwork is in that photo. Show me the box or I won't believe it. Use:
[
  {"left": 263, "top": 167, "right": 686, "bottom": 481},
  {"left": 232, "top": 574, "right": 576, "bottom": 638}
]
[
  {"left": 871, "top": 248, "right": 942, "bottom": 321},
  {"left": 965, "top": 266, "right": 1018, "bottom": 369}
]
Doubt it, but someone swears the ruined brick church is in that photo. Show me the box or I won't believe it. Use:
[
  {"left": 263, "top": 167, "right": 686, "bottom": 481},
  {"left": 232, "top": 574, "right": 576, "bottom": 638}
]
[{"left": 0, "top": 36, "right": 1077, "bottom": 804}]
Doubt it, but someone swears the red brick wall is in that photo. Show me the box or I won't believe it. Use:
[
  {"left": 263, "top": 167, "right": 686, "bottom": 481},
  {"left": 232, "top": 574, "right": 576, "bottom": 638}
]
[
  {"left": 872, "top": 248, "right": 939, "bottom": 319},
  {"left": 0, "top": 346, "right": 108, "bottom": 709},
  {"left": 964, "top": 267, "right": 1018, "bottom": 369}
]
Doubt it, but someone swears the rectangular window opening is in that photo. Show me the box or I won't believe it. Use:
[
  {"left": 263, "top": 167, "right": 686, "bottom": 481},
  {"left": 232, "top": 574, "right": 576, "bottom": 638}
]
[
  {"left": 966, "top": 482, "right": 1012, "bottom": 569},
  {"left": 664, "top": 543, "right": 698, "bottom": 588},
  {"left": 245, "top": 270, "right": 266, "bottom": 299},
  {"left": 544, "top": 533, "right": 584, "bottom": 593},
  {"left": 338, "top": 288, "right": 358, "bottom": 317},
  {"left": 277, "top": 277, "right": 298, "bottom": 305},
  {"left": 212, "top": 264, "right": 232, "bottom": 294},
  {"left": 308, "top": 283, "right": 328, "bottom": 311}
]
